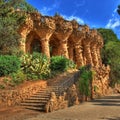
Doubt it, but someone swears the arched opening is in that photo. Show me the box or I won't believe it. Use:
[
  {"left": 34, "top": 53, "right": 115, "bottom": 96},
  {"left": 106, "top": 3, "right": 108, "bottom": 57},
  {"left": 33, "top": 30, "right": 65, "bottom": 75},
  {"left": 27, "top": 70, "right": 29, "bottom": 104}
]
[
  {"left": 30, "top": 39, "right": 42, "bottom": 53},
  {"left": 49, "top": 36, "right": 60, "bottom": 57},
  {"left": 26, "top": 31, "right": 42, "bottom": 53}
]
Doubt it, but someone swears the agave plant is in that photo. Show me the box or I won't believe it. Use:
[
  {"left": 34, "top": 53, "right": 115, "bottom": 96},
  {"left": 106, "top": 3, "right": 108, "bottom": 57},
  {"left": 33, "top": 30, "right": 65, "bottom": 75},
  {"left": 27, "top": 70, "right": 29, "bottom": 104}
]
[{"left": 21, "top": 52, "right": 50, "bottom": 79}]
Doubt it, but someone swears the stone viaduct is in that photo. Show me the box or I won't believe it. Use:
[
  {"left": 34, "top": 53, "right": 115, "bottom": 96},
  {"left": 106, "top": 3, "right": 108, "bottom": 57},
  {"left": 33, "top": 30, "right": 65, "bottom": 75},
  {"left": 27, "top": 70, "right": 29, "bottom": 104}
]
[
  {"left": 18, "top": 12, "right": 110, "bottom": 96},
  {"left": 19, "top": 12, "right": 103, "bottom": 68}
]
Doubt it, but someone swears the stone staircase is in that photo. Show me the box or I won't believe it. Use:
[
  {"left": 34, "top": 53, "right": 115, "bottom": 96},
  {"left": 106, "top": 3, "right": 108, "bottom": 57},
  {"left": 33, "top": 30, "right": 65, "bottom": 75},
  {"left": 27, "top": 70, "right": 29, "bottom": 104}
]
[{"left": 20, "top": 71, "right": 80, "bottom": 112}]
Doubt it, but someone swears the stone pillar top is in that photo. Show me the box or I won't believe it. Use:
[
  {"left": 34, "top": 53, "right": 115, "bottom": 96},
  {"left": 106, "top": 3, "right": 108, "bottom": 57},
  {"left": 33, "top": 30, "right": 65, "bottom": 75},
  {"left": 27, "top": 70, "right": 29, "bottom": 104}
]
[
  {"left": 53, "top": 15, "right": 73, "bottom": 40},
  {"left": 40, "top": 16, "right": 56, "bottom": 30},
  {"left": 34, "top": 16, "right": 56, "bottom": 39}
]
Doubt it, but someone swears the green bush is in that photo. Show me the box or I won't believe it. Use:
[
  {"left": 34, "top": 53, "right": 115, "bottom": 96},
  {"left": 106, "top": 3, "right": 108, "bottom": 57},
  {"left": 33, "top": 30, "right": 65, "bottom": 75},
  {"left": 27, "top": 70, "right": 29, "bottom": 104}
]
[
  {"left": 10, "top": 70, "right": 26, "bottom": 86},
  {"left": 50, "top": 56, "right": 76, "bottom": 72},
  {"left": 21, "top": 52, "right": 50, "bottom": 80},
  {"left": 0, "top": 55, "right": 21, "bottom": 76}
]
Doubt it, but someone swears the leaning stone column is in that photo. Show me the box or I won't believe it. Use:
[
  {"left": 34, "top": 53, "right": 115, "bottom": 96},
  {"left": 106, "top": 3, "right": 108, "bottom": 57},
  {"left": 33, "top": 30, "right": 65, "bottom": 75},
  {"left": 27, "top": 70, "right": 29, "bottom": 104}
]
[
  {"left": 53, "top": 15, "right": 73, "bottom": 58},
  {"left": 68, "top": 44, "right": 74, "bottom": 61},
  {"left": 96, "top": 36, "right": 104, "bottom": 67},
  {"left": 41, "top": 38, "right": 50, "bottom": 58},
  {"left": 74, "top": 43, "right": 84, "bottom": 67},
  {"left": 83, "top": 38, "right": 93, "bottom": 66},
  {"left": 91, "top": 42, "right": 98, "bottom": 67},
  {"left": 18, "top": 12, "right": 34, "bottom": 53},
  {"left": 59, "top": 39, "right": 69, "bottom": 58},
  {"left": 35, "top": 16, "right": 56, "bottom": 58},
  {"left": 68, "top": 23, "right": 86, "bottom": 67},
  {"left": 96, "top": 45, "right": 102, "bottom": 67}
]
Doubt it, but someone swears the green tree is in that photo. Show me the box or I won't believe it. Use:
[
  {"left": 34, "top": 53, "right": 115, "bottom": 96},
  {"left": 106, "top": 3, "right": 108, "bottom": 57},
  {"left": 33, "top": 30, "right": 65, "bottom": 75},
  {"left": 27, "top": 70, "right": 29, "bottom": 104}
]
[
  {"left": 98, "top": 28, "right": 120, "bottom": 86},
  {"left": 0, "top": 0, "right": 37, "bottom": 55},
  {"left": 97, "top": 28, "right": 118, "bottom": 44}
]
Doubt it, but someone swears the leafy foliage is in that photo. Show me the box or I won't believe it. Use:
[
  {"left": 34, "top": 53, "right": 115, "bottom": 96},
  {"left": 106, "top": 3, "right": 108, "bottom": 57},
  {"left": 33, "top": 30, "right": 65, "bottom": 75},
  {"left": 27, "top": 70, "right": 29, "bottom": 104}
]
[
  {"left": 0, "top": 0, "right": 37, "bottom": 55},
  {"left": 98, "top": 28, "right": 120, "bottom": 86},
  {"left": 0, "top": 55, "right": 21, "bottom": 76},
  {"left": 97, "top": 28, "right": 118, "bottom": 44},
  {"left": 21, "top": 52, "right": 50, "bottom": 80},
  {"left": 79, "top": 65, "right": 93, "bottom": 97},
  {"left": 50, "top": 56, "right": 76, "bottom": 72},
  {"left": 10, "top": 70, "right": 26, "bottom": 86},
  {"left": 13, "top": 0, "right": 37, "bottom": 12}
]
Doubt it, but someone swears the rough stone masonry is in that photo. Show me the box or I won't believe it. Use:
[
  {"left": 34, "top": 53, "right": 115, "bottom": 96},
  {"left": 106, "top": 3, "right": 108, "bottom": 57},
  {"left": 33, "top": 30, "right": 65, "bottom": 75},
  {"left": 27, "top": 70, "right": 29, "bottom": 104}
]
[{"left": 18, "top": 11, "right": 110, "bottom": 97}]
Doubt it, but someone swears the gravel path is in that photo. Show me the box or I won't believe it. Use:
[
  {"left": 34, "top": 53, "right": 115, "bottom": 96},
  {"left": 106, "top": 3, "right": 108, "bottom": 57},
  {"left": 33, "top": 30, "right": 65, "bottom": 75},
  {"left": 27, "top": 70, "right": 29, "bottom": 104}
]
[
  {"left": 0, "top": 94, "right": 120, "bottom": 120},
  {"left": 26, "top": 94, "right": 120, "bottom": 120}
]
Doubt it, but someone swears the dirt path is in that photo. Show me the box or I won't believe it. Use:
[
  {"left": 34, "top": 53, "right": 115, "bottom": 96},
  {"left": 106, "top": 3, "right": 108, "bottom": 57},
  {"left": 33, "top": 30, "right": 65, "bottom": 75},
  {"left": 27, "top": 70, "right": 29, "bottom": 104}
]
[{"left": 0, "top": 94, "right": 120, "bottom": 120}]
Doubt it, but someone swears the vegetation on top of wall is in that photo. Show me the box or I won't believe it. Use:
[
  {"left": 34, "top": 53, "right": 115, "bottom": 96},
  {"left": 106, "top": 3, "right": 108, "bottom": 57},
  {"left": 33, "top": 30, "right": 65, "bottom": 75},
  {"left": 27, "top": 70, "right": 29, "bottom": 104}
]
[
  {"left": 98, "top": 28, "right": 120, "bottom": 86},
  {"left": 78, "top": 65, "right": 93, "bottom": 98}
]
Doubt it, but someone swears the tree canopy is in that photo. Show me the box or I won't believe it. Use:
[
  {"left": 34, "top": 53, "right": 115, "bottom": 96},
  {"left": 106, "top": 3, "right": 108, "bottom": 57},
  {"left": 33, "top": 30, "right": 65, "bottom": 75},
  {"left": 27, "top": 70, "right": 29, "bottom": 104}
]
[
  {"left": 0, "top": 0, "right": 37, "bottom": 55},
  {"left": 98, "top": 28, "right": 120, "bottom": 86}
]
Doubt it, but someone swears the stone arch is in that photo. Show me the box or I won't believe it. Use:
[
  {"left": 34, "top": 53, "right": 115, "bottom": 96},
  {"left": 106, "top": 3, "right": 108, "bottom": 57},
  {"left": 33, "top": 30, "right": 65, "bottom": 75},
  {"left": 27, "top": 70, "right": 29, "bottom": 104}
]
[{"left": 26, "top": 31, "right": 42, "bottom": 53}]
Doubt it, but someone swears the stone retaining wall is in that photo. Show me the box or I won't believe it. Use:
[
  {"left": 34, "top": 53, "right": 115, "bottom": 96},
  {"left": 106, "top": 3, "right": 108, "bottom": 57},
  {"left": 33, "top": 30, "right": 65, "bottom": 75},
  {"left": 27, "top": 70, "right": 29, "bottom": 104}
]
[{"left": 0, "top": 80, "right": 47, "bottom": 108}]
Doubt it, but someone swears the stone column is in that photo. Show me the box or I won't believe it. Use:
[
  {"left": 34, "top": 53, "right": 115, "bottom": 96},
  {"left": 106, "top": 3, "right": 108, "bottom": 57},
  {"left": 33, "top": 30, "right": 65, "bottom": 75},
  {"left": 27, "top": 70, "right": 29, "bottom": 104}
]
[
  {"left": 74, "top": 44, "right": 84, "bottom": 67},
  {"left": 68, "top": 45, "right": 74, "bottom": 61},
  {"left": 96, "top": 46, "right": 102, "bottom": 67},
  {"left": 59, "top": 40, "right": 69, "bottom": 58},
  {"left": 41, "top": 38, "right": 50, "bottom": 58},
  {"left": 83, "top": 42, "right": 93, "bottom": 66},
  {"left": 91, "top": 44, "right": 98, "bottom": 67}
]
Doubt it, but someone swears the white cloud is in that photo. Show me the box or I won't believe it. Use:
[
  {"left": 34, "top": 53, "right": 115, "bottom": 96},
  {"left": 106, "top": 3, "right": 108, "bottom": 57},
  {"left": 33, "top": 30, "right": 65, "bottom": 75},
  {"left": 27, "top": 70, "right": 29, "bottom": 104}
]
[
  {"left": 39, "top": 1, "right": 60, "bottom": 15},
  {"left": 106, "top": 18, "right": 120, "bottom": 29},
  {"left": 62, "top": 15, "right": 85, "bottom": 24},
  {"left": 40, "top": 7, "right": 52, "bottom": 15},
  {"left": 105, "top": 9, "right": 120, "bottom": 29}
]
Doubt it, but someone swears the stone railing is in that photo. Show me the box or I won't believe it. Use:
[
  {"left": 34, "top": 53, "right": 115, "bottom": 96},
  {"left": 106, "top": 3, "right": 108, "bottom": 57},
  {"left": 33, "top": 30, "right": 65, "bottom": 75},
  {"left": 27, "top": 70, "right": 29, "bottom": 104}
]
[
  {"left": 58, "top": 71, "right": 80, "bottom": 95},
  {"left": 0, "top": 81, "right": 47, "bottom": 108},
  {"left": 45, "top": 71, "right": 80, "bottom": 112}
]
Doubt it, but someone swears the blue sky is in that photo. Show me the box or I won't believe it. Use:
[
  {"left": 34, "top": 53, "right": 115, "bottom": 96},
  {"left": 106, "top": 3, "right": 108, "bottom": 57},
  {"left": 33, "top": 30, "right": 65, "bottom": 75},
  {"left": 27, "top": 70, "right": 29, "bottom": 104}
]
[{"left": 27, "top": 0, "right": 120, "bottom": 39}]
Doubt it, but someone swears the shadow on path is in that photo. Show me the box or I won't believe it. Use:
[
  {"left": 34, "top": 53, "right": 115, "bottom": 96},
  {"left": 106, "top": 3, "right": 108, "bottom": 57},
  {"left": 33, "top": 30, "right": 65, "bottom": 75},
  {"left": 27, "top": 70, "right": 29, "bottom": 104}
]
[
  {"left": 91, "top": 94, "right": 120, "bottom": 107},
  {"left": 101, "top": 117, "right": 120, "bottom": 120}
]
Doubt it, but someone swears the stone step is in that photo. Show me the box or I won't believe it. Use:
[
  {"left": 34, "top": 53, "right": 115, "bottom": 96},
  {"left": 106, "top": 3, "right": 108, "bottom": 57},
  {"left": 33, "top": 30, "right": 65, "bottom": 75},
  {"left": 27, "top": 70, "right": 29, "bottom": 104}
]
[
  {"left": 26, "top": 97, "right": 49, "bottom": 101},
  {"left": 31, "top": 95, "right": 50, "bottom": 98},
  {"left": 36, "top": 90, "right": 50, "bottom": 94},
  {"left": 22, "top": 99, "right": 48, "bottom": 103},
  {"left": 33, "top": 93, "right": 50, "bottom": 96},
  {"left": 25, "top": 106, "right": 44, "bottom": 111},
  {"left": 20, "top": 72, "right": 77, "bottom": 112},
  {"left": 21, "top": 102, "right": 45, "bottom": 107}
]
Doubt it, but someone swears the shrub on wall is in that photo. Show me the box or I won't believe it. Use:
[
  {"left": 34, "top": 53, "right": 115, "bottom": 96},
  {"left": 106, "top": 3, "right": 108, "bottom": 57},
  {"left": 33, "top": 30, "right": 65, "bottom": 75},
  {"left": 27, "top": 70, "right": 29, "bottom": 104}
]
[
  {"left": 0, "top": 55, "right": 21, "bottom": 76},
  {"left": 50, "top": 56, "right": 76, "bottom": 72}
]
